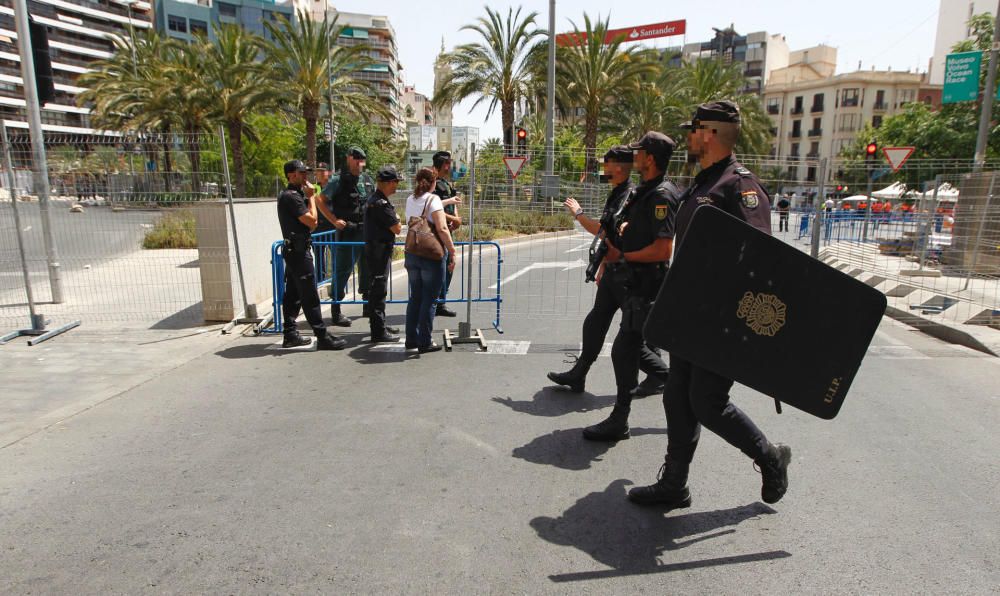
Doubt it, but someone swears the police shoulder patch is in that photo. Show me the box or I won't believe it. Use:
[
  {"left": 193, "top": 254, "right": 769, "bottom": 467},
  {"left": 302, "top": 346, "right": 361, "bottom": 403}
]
[
  {"left": 696, "top": 196, "right": 713, "bottom": 205},
  {"left": 741, "top": 190, "right": 759, "bottom": 209},
  {"left": 654, "top": 204, "right": 668, "bottom": 220},
  {"left": 734, "top": 166, "right": 752, "bottom": 177}
]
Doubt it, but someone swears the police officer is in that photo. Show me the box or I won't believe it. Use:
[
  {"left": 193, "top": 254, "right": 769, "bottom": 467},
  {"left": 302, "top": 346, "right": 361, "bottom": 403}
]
[
  {"left": 548, "top": 146, "right": 669, "bottom": 397},
  {"left": 322, "top": 147, "right": 376, "bottom": 326},
  {"left": 581, "top": 132, "right": 680, "bottom": 442},
  {"left": 628, "top": 101, "right": 791, "bottom": 510},
  {"left": 277, "top": 160, "right": 347, "bottom": 351},
  {"left": 365, "top": 166, "right": 403, "bottom": 343},
  {"left": 432, "top": 151, "right": 461, "bottom": 317}
]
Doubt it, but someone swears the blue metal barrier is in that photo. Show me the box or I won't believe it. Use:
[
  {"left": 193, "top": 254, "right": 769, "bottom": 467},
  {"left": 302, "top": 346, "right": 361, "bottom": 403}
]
[{"left": 266, "top": 237, "right": 503, "bottom": 334}]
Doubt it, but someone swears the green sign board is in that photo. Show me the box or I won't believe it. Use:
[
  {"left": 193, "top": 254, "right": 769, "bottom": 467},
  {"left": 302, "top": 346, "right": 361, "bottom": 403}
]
[{"left": 943, "top": 51, "right": 982, "bottom": 104}]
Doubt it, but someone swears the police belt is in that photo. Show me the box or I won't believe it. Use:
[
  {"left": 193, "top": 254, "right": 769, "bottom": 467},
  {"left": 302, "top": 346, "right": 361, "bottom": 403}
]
[{"left": 283, "top": 233, "right": 312, "bottom": 253}]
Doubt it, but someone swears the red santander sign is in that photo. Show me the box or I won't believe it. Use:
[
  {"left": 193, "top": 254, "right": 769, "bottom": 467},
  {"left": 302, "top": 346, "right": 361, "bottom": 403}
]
[{"left": 556, "top": 20, "right": 686, "bottom": 46}]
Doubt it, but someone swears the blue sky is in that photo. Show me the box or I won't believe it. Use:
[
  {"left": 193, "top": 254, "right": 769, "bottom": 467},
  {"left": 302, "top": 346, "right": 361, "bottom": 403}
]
[{"left": 336, "top": 0, "right": 943, "bottom": 139}]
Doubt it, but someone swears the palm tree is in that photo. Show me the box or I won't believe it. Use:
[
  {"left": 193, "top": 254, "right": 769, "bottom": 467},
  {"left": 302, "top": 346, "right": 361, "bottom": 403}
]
[
  {"left": 434, "top": 6, "right": 543, "bottom": 155},
  {"left": 554, "top": 14, "right": 658, "bottom": 173},
  {"left": 157, "top": 40, "right": 215, "bottom": 193},
  {"left": 204, "top": 23, "right": 279, "bottom": 197},
  {"left": 265, "top": 10, "right": 390, "bottom": 166}
]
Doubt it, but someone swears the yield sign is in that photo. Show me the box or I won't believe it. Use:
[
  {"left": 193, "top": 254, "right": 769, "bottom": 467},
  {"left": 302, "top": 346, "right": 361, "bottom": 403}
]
[
  {"left": 883, "top": 147, "right": 915, "bottom": 172},
  {"left": 503, "top": 156, "right": 528, "bottom": 179}
]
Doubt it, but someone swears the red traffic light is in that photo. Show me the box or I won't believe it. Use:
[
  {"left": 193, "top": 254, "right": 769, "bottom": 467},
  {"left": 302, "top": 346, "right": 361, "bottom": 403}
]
[
  {"left": 865, "top": 142, "right": 878, "bottom": 157},
  {"left": 836, "top": 185, "right": 843, "bottom": 192},
  {"left": 516, "top": 128, "right": 527, "bottom": 140}
]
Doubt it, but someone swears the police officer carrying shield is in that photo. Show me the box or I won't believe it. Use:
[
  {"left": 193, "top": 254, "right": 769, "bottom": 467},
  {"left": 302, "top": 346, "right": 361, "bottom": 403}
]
[
  {"left": 581, "top": 133, "right": 680, "bottom": 442},
  {"left": 365, "top": 165, "right": 403, "bottom": 343},
  {"left": 548, "top": 146, "right": 668, "bottom": 397},
  {"left": 321, "top": 147, "right": 376, "bottom": 326},
  {"left": 277, "top": 160, "right": 347, "bottom": 351},
  {"left": 628, "top": 101, "right": 792, "bottom": 510},
  {"left": 432, "top": 151, "right": 461, "bottom": 317}
]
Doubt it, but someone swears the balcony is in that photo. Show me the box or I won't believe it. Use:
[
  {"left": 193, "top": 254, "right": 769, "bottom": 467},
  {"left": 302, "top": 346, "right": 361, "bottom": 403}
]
[
  {"left": 810, "top": 104, "right": 824, "bottom": 113},
  {"left": 790, "top": 106, "right": 804, "bottom": 115},
  {"left": 873, "top": 102, "right": 888, "bottom": 111},
  {"left": 806, "top": 152, "right": 820, "bottom": 159},
  {"left": 807, "top": 128, "right": 822, "bottom": 137},
  {"left": 789, "top": 130, "right": 801, "bottom": 138},
  {"left": 767, "top": 104, "right": 780, "bottom": 115},
  {"left": 745, "top": 68, "right": 763, "bottom": 78},
  {"left": 842, "top": 98, "right": 859, "bottom": 108}
]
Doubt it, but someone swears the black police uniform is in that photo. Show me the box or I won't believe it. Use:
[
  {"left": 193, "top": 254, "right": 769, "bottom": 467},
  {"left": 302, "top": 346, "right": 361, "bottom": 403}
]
[
  {"left": 664, "top": 153, "right": 774, "bottom": 468},
  {"left": 364, "top": 188, "right": 399, "bottom": 338},
  {"left": 435, "top": 176, "right": 458, "bottom": 303},
  {"left": 325, "top": 168, "right": 376, "bottom": 314},
  {"left": 584, "top": 173, "right": 680, "bottom": 439},
  {"left": 277, "top": 183, "right": 326, "bottom": 339}
]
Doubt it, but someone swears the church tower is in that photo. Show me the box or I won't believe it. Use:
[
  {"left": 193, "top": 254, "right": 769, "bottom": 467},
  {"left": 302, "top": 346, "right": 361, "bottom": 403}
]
[{"left": 433, "top": 38, "right": 454, "bottom": 151}]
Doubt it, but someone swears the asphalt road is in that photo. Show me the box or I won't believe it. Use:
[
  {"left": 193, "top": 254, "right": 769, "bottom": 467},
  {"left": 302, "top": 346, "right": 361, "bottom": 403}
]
[{"left": 1, "top": 230, "right": 998, "bottom": 594}]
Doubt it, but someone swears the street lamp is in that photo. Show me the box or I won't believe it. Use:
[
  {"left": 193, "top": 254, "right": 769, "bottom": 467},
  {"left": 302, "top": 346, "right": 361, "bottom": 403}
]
[
  {"left": 326, "top": 0, "right": 335, "bottom": 170},
  {"left": 121, "top": 0, "right": 139, "bottom": 75}
]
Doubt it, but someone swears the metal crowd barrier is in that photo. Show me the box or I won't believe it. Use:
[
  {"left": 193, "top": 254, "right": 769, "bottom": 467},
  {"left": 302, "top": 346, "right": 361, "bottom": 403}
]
[{"left": 266, "top": 236, "right": 503, "bottom": 335}]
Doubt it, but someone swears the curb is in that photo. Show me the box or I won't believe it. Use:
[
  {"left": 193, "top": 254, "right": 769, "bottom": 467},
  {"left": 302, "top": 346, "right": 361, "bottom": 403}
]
[{"left": 883, "top": 306, "right": 997, "bottom": 356}]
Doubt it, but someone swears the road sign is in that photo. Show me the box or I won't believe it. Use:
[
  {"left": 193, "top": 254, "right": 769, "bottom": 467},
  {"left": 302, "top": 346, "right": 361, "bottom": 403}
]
[
  {"left": 503, "top": 156, "right": 528, "bottom": 179},
  {"left": 556, "top": 19, "right": 686, "bottom": 46},
  {"left": 883, "top": 147, "right": 915, "bottom": 172},
  {"left": 943, "top": 51, "right": 982, "bottom": 104}
]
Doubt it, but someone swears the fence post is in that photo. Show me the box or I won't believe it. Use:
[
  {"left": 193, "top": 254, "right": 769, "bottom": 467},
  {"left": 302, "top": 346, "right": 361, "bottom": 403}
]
[
  {"left": 962, "top": 172, "right": 996, "bottom": 291},
  {"left": 811, "top": 158, "right": 827, "bottom": 258},
  {"left": 444, "top": 142, "right": 487, "bottom": 351},
  {"left": 917, "top": 174, "right": 942, "bottom": 271},
  {"left": 218, "top": 125, "right": 259, "bottom": 327}
]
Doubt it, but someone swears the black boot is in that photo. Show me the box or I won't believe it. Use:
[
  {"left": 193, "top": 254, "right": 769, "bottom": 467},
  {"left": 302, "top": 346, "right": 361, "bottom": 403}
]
[
  {"left": 436, "top": 304, "right": 457, "bottom": 317},
  {"left": 630, "top": 375, "right": 665, "bottom": 398},
  {"left": 547, "top": 358, "right": 590, "bottom": 393},
  {"left": 331, "top": 306, "right": 351, "bottom": 327},
  {"left": 316, "top": 328, "right": 347, "bottom": 351},
  {"left": 282, "top": 332, "right": 311, "bottom": 348},
  {"left": 756, "top": 443, "right": 792, "bottom": 504},
  {"left": 582, "top": 405, "right": 630, "bottom": 442},
  {"left": 628, "top": 457, "right": 692, "bottom": 509},
  {"left": 370, "top": 330, "right": 400, "bottom": 343}
]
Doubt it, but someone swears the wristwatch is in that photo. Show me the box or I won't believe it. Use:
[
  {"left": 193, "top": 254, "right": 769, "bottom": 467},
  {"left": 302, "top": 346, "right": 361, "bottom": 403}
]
[{"left": 573, "top": 209, "right": 584, "bottom": 218}]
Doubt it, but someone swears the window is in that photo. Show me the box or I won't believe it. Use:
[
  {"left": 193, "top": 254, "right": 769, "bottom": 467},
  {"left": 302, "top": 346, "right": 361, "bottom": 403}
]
[
  {"left": 811, "top": 93, "right": 824, "bottom": 112},
  {"left": 167, "top": 15, "right": 187, "bottom": 33},
  {"left": 792, "top": 96, "right": 803, "bottom": 114},
  {"left": 790, "top": 142, "right": 800, "bottom": 157},
  {"left": 838, "top": 113, "right": 860, "bottom": 132},
  {"left": 218, "top": 3, "right": 237, "bottom": 17},
  {"left": 809, "top": 141, "right": 819, "bottom": 157},
  {"left": 189, "top": 19, "right": 207, "bottom": 35},
  {"left": 791, "top": 120, "right": 801, "bottom": 137},
  {"left": 806, "top": 166, "right": 816, "bottom": 182},
  {"left": 872, "top": 115, "right": 883, "bottom": 128},
  {"left": 812, "top": 117, "right": 821, "bottom": 130},
  {"left": 766, "top": 97, "right": 781, "bottom": 115},
  {"left": 898, "top": 88, "right": 916, "bottom": 105},
  {"left": 841, "top": 88, "right": 859, "bottom": 107},
  {"left": 875, "top": 89, "right": 886, "bottom": 109}
]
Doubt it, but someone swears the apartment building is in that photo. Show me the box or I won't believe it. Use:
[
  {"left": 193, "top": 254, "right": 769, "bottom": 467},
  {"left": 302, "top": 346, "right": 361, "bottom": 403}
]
[
  {"left": 0, "top": 0, "right": 153, "bottom": 134},
  {"left": 673, "top": 26, "right": 790, "bottom": 94},
  {"left": 154, "top": 0, "right": 293, "bottom": 44}
]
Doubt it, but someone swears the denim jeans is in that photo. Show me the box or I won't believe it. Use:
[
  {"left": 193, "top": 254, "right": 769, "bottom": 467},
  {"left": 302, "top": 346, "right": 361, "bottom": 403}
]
[{"left": 405, "top": 252, "right": 445, "bottom": 348}]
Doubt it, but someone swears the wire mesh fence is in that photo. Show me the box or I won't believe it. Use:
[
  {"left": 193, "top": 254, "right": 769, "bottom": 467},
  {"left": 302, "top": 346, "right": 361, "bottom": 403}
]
[{"left": 0, "top": 130, "right": 228, "bottom": 332}]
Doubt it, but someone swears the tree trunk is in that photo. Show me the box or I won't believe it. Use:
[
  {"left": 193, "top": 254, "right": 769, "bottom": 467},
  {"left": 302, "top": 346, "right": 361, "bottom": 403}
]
[
  {"left": 185, "top": 124, "right": 201, "bottom": 196},
  {"left": 160, "top": 126, "right": 173, "bottom": 193},
  {"left": 227, "top": 118, "right": 247, "bottom": 199},
  {"left": 303, "top": 100, "right": 319, "bottom": 167},
  {"left": 502, "top": 101, "right": 515, "bottom": 157},
  {"left": 584, "top": 114, "right": 599, "bottom": 181}
]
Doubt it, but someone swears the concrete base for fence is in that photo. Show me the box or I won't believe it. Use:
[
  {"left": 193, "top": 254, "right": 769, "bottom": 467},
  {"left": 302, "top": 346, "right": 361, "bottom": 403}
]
[{"left": 819, "top": 243, "right": 1000, "bottom": 356}]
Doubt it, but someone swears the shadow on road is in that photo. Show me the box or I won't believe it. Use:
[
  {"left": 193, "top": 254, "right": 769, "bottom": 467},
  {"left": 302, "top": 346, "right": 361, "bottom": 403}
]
[
  {"left": 492, "top": 389, "right": 616, "bottom": 417},
  {"left": 513, "top": 428, "right": 667, "bottom": 471},
  {"left": 531, "top": 479, "right": 787, "bottom": 581}
]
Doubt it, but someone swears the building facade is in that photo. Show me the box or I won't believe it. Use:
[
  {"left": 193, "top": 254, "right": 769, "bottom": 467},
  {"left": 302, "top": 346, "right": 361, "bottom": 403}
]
[
  {"left": 402, "top": 84, "right": 432, "bottom": 127},
  {"left": 764, "top": 45, "right": 938, "bottom": 188},
  {"left": 929, "top": 0, "right": 994, "bottom": 86},
  {"left": 0, "top": 0, "right": 153, "bottom": 134},
  {"left": 154, "top": 0, "right": 294, "bottom": 44},
  {"left": 675, "top": 27, "right": 789, "bottom": 94}
]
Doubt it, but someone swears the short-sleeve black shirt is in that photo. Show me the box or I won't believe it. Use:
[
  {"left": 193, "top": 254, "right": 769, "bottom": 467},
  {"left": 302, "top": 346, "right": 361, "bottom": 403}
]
[
  {"left": 674, "top": 154, "right": 772, "bottom": 247},
  {"left": 364, "top": 189, "right": 399, "bottom": 245},
  {"left": 277, "top": 183, "right": 310, "bottom": 238},
  {"left": 616, "top": 174, "right": 681, "bottom": 254},
  {"left": 434, "top": 177, "right": 457, "bottom": 216},
  {"left": 601, "top": 181, "right": 634, "bottom": 233}
]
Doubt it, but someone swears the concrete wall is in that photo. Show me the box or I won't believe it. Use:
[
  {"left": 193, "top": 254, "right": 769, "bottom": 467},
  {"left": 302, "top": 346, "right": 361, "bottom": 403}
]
[{"left": 194, "top": 198, "right": 281, "bottom": 322}]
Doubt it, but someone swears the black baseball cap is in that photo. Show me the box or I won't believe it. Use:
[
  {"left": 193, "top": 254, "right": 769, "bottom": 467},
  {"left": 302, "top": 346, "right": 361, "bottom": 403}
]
[
  {"left": 628, "top": 132, "right": 677, "bottom": 161},
  {"left": 347, "top": 146, "right": 367, "bottom": 161},
  {"left": 432, "top": 150, "right": 452, "bottom": 167},
  {"left": 283, "top": 159, "right": 312, "bottom": 175},
  {"left": 376, "top": 165, "right": 402, "bottom": 182},
  {"left": 603, "top": 145, "right": 632, "bottom": 164},
  {"left": 315, "top": 162, "right": 330, "bottom": 171},
  {"left": 680, "top": 100, "right": 741, "bottom": 129}
]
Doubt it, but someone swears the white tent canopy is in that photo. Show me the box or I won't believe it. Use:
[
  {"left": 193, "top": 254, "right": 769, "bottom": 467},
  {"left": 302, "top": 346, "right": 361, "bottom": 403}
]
[
  {"left": 915, "top": 182, "right": 960, "bottom": 201},
  {"left": 871, "top": 181, "right": 907, "bottom": 199}
]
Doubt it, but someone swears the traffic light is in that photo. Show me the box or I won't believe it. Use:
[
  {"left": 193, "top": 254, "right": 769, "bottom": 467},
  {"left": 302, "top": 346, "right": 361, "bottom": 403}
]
[
  {"left": 836, "top": 185, "right": 843, "bottom": 192},
  {"left": 516, "top": 127, "right": 527, "bottom": 154},
  {"left": 865, "top": 141, "right": 878, "bottom": 161}
]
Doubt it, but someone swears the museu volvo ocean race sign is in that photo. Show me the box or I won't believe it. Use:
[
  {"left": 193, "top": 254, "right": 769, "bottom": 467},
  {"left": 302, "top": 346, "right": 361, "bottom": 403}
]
[{"left": 942, "top": 51, "right": 982, "bottom": 104}]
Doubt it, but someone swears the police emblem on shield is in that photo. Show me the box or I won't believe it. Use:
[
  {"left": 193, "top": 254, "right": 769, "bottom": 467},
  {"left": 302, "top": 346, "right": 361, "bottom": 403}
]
[
  {"left": 655, "top": 204, "right": 668, "bottom": 220},
  {"left": 741, "top": 190, "right": 759, "bottom": 209},
  {"left": 737, "top": 291, "right": 786, "bottom": 337}
]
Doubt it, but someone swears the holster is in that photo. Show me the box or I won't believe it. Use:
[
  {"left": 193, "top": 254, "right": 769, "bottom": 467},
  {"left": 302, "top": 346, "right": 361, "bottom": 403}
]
[
  {"left": 284, "top": 233, "right": 311, "bottom": 253},
  {"left": 621, "top": 295, "right": 653, "bottom": 334}
]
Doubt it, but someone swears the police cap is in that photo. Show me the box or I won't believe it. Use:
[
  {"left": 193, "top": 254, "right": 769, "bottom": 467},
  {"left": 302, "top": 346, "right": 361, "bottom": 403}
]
[
  {"left": 315, "top": 162, "right": 330, "bottom": 171},
  {"left": 347, "top": 146, "right": 367, "bottom": 161},
  {"left": 680, "top": 100, "right": 741, "bottom": 129},
  {"left": 283, "top": 159, "right": 312, "bottom": 175},
  {"left": 628, "top": 131, "right": 677, "bottom": 162},
  {"left": 603, "top": 145, "right": 632, "bottom": 164},
  {"left": 376, "top": 165, "right": 402, "bottom": 182},
  {"left": 432, "top": 150, "right": 452, "bottom": 168}
]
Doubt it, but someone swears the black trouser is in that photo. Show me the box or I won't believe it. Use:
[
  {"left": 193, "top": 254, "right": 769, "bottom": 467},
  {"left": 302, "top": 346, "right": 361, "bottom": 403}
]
[
  {"left": 778, "top": 212, "right": 789, "bottom": 232},
  {"left": 663, "top": 355, "right": 770, "bottom": 465},
  {"left": 282, "top": 247, "right": 325, "bottom": 337},
  {"left": 332, "top": 225, "right": 368, "bottom": 314},
  {"left": 578, "top": 274, "right": 668, "bottom": 381},
  {"left": 608, "top": 284, "right": 670, "bottom": 417},
  {"left": 365, "top": 242, "right": 393, "bottom": 335}
]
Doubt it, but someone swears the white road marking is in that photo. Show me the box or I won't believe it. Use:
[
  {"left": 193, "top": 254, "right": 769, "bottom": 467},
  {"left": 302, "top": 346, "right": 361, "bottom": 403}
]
[
  {"left": 489, "top": 260, "right": 587, "bottom": 289},
  {"left": 480, "top": 340, "right": 531, "bottom": 355},
  {"left": 866, "top": 345, "right": 930, "bottom": 360},
  {"left": 565, "top": 240, "right": 593, "bottom": 253}
]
